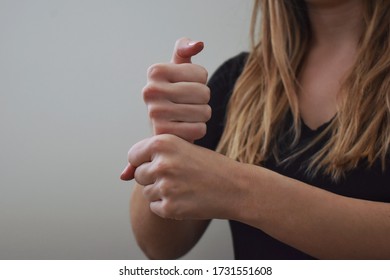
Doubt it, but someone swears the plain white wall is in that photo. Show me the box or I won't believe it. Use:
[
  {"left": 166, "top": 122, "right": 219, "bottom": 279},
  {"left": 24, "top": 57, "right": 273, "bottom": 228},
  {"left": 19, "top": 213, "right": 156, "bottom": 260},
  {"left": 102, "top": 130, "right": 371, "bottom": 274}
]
[{"left": 0, "top": 0, "right": 251, "bottom": 259}]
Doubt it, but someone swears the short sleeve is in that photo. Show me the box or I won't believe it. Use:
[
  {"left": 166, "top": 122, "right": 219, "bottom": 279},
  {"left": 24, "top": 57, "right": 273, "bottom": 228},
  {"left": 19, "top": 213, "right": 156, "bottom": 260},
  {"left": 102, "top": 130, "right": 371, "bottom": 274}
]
[{"left": 195, "top": 52, "right": 248, "bottom": 150}]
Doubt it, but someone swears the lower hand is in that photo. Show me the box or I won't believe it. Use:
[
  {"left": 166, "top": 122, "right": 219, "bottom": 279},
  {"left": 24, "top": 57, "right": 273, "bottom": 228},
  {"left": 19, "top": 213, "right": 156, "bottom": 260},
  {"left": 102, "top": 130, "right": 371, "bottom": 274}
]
[{"left": 121, "top": 134, "right": 241, "bottom": 220}]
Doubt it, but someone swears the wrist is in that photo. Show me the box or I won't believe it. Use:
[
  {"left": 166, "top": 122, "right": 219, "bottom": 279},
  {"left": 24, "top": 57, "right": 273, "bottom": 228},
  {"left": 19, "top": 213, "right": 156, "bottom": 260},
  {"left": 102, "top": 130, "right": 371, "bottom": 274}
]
[
  {"left": 218, "top": 160, "right": 265, "bottom": 223},
  {"left": 225, "top": 162, "right": 280, "bottom": 229}
]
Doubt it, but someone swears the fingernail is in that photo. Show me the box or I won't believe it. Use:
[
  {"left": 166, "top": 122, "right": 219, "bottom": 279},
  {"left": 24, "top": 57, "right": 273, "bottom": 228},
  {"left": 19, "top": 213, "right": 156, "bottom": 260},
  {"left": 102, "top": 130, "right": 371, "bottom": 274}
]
[{"left": 188, "top": 40, "right": 202, "bottom": 46}]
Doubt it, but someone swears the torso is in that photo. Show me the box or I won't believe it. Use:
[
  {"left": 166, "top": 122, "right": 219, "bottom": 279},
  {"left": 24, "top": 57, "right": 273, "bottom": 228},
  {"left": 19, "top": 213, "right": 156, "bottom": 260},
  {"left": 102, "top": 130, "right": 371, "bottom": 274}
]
[
  {"left": 197, "top": 52, "right": 390, "bottom": 259},
  {"left": 297, "top": 43, "right": 357, "bottom": 129}
]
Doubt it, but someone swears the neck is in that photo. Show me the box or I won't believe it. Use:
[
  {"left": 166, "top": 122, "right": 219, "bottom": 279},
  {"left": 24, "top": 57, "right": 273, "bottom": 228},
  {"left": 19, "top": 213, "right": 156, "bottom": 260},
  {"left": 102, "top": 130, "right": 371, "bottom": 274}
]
[{"left": 306, "top": 0, "right": 364, "bottom": 48}]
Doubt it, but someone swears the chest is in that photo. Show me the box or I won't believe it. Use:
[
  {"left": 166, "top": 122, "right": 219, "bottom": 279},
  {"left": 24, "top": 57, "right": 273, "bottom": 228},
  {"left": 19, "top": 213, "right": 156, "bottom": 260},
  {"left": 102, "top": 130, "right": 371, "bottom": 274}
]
[{"left": 297, "top": 47, "right": 356, "bottom": 130}]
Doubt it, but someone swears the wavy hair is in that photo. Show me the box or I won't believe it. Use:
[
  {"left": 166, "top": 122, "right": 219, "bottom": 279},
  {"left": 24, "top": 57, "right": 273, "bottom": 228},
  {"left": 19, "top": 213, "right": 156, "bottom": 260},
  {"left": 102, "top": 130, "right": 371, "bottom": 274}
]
[{"left": 216, "top": 0, "right": 390, "bottom": 181}]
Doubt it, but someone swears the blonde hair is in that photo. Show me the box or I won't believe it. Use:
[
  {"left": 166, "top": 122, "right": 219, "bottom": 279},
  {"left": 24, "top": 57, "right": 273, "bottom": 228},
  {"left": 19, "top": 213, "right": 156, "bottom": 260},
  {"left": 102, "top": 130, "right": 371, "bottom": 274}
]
[{"left": 216, "top": 0, "right": 390, "bottom": 181}]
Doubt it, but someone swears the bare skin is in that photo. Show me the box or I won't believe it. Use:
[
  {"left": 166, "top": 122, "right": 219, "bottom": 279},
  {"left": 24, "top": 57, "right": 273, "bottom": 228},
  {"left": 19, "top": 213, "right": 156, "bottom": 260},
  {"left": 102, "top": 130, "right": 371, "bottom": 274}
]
[
  {"left": 298, "top": 0, "right": 364, "bottom": 129},
  {"left": 122, "top": 0, "right": 390, "bottom": 259},
  {"left": 125, "top": 39, "right": 212, "bottom": 259}
]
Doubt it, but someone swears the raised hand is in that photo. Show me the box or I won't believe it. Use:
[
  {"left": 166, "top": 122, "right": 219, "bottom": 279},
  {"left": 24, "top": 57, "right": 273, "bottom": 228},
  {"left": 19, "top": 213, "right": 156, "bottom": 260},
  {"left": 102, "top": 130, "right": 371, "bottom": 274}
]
[
  {"left": 121, "top": 38, "right": 211, "bottom": 181},
  {"left": 143, "top": 37, "right": 211, "bottom": 142}
]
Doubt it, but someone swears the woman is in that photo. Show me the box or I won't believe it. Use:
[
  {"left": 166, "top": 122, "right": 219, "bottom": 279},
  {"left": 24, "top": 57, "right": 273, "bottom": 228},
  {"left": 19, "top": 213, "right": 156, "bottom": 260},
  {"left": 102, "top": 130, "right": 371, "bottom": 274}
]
[{"left": 121, "top": 0, "right": 390, "bottom": 259}]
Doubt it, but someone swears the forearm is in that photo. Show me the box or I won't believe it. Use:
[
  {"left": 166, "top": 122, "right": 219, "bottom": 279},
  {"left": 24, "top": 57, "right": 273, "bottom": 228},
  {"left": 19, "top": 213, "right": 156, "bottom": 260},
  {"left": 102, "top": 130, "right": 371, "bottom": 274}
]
[
  {"left": 130, "top": 183, "right": 210, "bottom": 259},
  {"left": 232, "top": 163, "right": 390, "bottom": 259}
]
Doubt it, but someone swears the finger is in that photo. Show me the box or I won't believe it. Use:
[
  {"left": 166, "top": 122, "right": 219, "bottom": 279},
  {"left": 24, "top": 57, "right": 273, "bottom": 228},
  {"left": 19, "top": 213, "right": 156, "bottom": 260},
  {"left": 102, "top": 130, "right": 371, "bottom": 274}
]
[
  {"left": 167, "top": 82, "right": 210, "bottom": 104},
  {"left": 148, "top": 102, "right": 211, "bottom": 123},
  {"left": 171, "top": 37, "right": 204, "bottom": 64},
  {"left": 149, "top": 200, "right": 165, "bottom": 218},
  {"left": 153, "top": 121, "right": 206, "bottom": 142},
  {"left": 127, "top": 138, "right": 154, "bottom": 168},
  {"left": 128, "top": 135, "right": 173, "bottom": 168},
  {"left": 149, "top": 200, "right": 162, "bottom": 219},
  {"left": 120, "top": 163, "right": 135, "bottom": 181},
  {"left": 147, "top": 63, "right": 208, "bottom": 84},
  {"left": 142, "top": 184, "right": 161, "bottom": 202},
  {"left": 143, "top": 82, "right": 210, "bottom": 105},
  {"left": 133, "top": 162, "right": 155, "bottom": 186},
  {"left": 150, "top": 200, "right": 182, "bottom": 220}
]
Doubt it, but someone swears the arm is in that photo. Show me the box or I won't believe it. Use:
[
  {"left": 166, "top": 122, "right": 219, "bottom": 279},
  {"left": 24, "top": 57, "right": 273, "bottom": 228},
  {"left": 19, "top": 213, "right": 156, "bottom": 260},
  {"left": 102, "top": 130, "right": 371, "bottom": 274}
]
[
  {"left": 235, "top": 163, "right": 390, "bottom": 259},
  {"left": 121, "top": 38, "right": 212, "bottom": 259},
  {"left": 130, "top": 183, "right": 210, "bottom": 259},
  {"left": 127, "top": 134, "right": 390, "bottom": 259}
]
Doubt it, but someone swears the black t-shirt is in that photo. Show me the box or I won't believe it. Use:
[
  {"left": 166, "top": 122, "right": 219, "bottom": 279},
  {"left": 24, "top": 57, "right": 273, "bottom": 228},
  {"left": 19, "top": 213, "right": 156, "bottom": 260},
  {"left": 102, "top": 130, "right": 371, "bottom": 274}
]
[{"left": 195, "top": 52, "right": 390, "bottom": 259}]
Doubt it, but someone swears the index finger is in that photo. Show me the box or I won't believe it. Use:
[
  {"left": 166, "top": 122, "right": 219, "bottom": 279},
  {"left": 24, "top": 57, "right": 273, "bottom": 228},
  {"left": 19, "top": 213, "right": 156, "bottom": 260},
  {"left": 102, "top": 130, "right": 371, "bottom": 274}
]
[{"left": 128, "top": 137, "right": 154, "bottom": 169}]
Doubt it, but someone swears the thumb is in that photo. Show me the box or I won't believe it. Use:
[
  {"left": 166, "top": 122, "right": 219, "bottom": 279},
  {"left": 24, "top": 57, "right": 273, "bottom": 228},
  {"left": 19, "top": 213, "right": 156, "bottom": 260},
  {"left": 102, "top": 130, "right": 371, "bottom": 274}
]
[
  {"left": 171, "top": 37, "right": 204, "bottom": 64},
  {"left": 120, "top": 163, "right": 136, "bottom": 181}
]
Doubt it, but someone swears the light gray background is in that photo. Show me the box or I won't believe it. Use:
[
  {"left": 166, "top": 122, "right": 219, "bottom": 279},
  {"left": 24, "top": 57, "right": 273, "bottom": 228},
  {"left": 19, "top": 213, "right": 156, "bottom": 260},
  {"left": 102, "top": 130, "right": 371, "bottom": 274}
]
[{"left": 0, "top": 0, "right": 251, "bottom": 259}]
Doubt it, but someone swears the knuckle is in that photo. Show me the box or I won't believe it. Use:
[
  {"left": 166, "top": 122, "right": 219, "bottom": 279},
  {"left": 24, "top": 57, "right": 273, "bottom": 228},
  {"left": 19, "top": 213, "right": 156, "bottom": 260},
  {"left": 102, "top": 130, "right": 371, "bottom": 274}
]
[
  {"left": 153, "top": 160, "right": 173, "bottom": 177},
  {"left": 199, "top": 66, "right": 209, "bottom": 83},
  {"left": 153, "top": 122, "right": 172, "bottom": 136},
  {"left": 148, "top": 103, "right": 166, "bottom": 120},
  {"left": 147, "top": 63, "right": 166, "bottom": 80},
  {"left": 194, "top": 123, "right": 207, "bottom": 140},
  {"left": 142, "top": 82, "right": 160, "bottom": 102},
  {"left": 150, "top": 137, "right": 165, "bottom": 153},
  {"left": 142, "top": 185, "right": 152, "bottom": 198},
  {"left": 148, "top": 102, "right": 176, "bottom": 121},
  {"left": 158, "top": 178, "right": 173, "bottom": 197},
  {"left": 153, "top": 125, "right": 167, "bottom": 136},
  {"left": 160, "top": 200, "right": 177, "bottom": 219},
  {"left": 199, "top": 124, "right": 207, "bottom": 138},
  {"left": 203, "top": 105, "right": 212, "bottom": 121},
  {"left": 203, "top": 86, "right": 211, "bottom": 103},
  {"left": 187, "top": 64, "right": 208, "bottom": 83},
  {"left": 149, "top": 134, "right": 172, "bottom": 152},
  {"left": 194, "top": 84, "right": 210, "bottom": 104}
]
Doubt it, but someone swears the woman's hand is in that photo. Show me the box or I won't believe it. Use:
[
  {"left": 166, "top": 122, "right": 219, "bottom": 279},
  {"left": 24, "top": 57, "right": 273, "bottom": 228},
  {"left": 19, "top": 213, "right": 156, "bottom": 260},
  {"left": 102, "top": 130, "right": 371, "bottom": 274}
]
[
  {"left": 144, "top": 37, "right": 211, "bottom": 142},
  {"left": 122, "top": 134, "right": 243, "bottom": 220},
  {"left": 121, "top": 38, "right": 223, "bottom": 220},
  {"left": 120, "top": 37, "right": 211, "bottom": 181}
]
